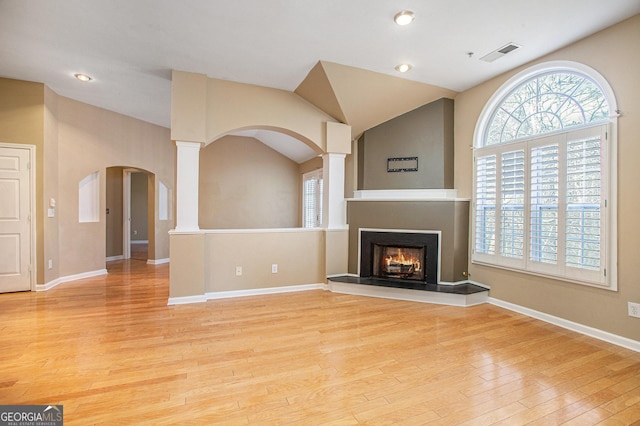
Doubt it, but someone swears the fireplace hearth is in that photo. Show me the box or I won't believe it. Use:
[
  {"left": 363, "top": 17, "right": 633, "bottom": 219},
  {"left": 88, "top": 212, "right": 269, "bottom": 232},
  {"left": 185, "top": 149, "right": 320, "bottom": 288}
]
[{"left": 328, "top": 227, "right": 487, "bottom": 305}]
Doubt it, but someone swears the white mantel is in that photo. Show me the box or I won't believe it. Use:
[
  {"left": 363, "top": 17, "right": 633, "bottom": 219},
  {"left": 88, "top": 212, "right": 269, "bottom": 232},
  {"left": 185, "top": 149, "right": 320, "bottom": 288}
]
[{"left": 349, "top": 189, "right": 469, "bottom": 202}]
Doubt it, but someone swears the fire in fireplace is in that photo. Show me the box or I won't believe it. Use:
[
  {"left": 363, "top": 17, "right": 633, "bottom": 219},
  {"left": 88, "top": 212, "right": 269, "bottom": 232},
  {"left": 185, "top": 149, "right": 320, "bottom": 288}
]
[
  {"left": 360, "top": 229, "right": 439, "bottom": 284},
  {"left": 373, "top": 245, "right": 425, "bottom": 281}
]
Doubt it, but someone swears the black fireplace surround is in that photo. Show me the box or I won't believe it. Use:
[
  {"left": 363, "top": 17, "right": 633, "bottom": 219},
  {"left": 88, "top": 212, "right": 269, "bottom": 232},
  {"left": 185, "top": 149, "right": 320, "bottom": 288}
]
[{"left": 360, "top": 230, "right": 439, "bottom": 284}]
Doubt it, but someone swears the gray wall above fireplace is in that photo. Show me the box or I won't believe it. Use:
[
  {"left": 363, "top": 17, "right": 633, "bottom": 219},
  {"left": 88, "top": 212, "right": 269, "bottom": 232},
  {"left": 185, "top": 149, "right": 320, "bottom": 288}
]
[{"left": 357, "top": 98, "right": 454, "bottom": 190}]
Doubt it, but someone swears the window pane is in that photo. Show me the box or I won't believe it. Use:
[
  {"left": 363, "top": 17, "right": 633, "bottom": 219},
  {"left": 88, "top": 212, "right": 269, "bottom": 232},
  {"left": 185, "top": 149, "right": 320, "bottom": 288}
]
[
  {"left": 530, "top": 145, "right": 558, "bottom": 264},
  {"left": 484, "top": 72, "right": 609, "bottom": 146},
  {"left": 566, "top": 136, "right": 601, "bottom": 270},
  {"left": 475, "top": 155, "right": 496, "bottom": 255},
  {"left": 501, "top": 150, "right": 525, "bottom": 259}
]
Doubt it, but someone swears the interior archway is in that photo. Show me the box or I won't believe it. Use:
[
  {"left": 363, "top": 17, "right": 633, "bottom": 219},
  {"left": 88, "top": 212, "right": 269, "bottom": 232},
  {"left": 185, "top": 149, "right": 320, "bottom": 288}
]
[{"left": 200, "top": 127, "right": 323, "bottom": 230}]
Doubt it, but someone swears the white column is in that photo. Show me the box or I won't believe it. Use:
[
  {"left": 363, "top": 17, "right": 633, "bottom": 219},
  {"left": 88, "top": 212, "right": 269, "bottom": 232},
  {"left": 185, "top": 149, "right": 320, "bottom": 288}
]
[
  {"left": 175, "top": 141, "right": 201, "bottom": 232},
  {"left": 322, "top": 153, "right": 347, "bottom": 230}
]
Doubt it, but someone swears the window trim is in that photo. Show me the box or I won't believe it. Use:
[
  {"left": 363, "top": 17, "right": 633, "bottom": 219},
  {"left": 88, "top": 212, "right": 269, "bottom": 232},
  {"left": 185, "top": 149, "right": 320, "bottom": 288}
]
[{"left": 472, "top": 61, "right": 618, "bottom": 290}]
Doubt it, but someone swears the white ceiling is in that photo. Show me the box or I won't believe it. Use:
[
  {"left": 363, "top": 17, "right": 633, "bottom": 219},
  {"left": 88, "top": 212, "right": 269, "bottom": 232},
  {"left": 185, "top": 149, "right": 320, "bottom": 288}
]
[{"left": 1, "top": 0, "right": 639, "bottom": 162}]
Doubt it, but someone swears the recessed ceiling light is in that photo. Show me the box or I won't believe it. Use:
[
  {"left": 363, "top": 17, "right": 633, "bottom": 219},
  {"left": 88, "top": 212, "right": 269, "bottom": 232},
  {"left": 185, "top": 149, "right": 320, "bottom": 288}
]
[
  {"left": 394, "top": 10, "right": 415, "bottom": 26},
  {"left": 395, "top": 63, "right": 412, "bottom": 73},
  {"left": 74, "top": 73, "right": 92, "bottom": 82}
]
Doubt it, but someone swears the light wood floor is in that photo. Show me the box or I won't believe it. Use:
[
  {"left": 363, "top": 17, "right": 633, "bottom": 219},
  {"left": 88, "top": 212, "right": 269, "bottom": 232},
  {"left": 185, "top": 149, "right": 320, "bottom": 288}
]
[{"left": 1, "top": 260, "right": 639, "bottom": 425}]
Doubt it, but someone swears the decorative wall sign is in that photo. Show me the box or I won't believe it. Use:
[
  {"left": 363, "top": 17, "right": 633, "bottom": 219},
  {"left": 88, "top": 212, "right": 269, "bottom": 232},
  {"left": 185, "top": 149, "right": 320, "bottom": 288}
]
[{"left": 387, "top": 156, "right": 418, "bottom": 172}]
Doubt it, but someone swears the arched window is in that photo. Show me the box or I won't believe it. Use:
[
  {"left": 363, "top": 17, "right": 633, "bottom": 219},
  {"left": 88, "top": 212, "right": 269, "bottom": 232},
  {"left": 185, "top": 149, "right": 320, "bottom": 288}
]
[{"left": 473, "top": 62, "right": 617, "bottom": 289}]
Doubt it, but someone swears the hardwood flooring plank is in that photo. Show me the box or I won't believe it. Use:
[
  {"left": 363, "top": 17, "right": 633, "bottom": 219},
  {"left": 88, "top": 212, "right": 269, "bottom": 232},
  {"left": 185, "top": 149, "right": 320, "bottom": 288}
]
[{"left": 0, "top": 259, "right": 638, "bottom": 424}]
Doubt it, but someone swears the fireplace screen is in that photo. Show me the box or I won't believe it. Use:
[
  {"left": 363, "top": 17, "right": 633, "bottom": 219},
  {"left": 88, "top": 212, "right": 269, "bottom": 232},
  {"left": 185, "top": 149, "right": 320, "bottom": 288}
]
[{"left": 372, "top": 244, "right": 425, "bottom": 281}]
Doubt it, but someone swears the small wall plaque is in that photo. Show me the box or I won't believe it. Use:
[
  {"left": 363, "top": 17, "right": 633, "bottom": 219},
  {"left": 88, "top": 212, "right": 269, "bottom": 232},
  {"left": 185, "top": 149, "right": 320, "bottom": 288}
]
[{"left": 387, "top": 157, "right": 418, "bottom": 172}]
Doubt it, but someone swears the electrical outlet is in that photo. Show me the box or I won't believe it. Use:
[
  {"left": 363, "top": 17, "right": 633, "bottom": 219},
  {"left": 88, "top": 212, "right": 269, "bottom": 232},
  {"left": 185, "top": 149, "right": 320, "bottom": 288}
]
[
  {"left": 48, "top": 259, "right": 53, "bottom": 269},
  {"left": 628, "top": 302, "right": 640, "bottom": 318},
  {"left": 271, "top": 264, "right": 278, "bottom": 273},
  {"left": 235, "top": 266, "right": 242, "bottom": 276}
]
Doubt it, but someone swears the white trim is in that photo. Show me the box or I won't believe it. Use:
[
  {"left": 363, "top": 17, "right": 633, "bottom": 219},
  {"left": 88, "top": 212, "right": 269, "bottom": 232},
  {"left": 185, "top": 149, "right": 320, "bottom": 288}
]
[
  {"left": 205, "top": 283, "right": 327, "bottom": 300},
  {"left": 147, "top": 258, "right": 170, "bottom": 265},
  {"left": 123, "top": 169, "right": 132, "bottom": 259},
  {"left": 489, "top": 297, "right": 640, "bottom": 353},
  {"left": 37, "top": 269, "right": 108, "bottom": 291},
  {"left": 351, "top": 189, "right": 463, "bottom": 201},
  {"left": 106, "top": 255, "right": 124, "bottom": 262},
  {"left": 167, "top": 295, "right": 207, "bottom": 305},
  {"left": 170, "top": 227, "right": 325, "bottom": 235},
  {"left": 329, "top": 280, "right": 487, "bottom": 307}
]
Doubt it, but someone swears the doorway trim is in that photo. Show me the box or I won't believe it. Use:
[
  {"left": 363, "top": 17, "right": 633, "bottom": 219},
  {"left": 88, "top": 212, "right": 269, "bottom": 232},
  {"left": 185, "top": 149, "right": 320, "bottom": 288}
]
[{"left": 123, "top": 168, "right": 135, "bottom": 259}]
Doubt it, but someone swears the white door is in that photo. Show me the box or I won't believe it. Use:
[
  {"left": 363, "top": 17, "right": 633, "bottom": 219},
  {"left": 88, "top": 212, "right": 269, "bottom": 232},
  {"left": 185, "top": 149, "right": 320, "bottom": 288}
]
[{"left": 0, "top": 145, "right": 32, "bottom": 292}]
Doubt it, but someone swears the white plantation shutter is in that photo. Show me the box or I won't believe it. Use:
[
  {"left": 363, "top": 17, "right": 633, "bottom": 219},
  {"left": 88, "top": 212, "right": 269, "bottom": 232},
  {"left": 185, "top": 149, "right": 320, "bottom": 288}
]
[
  {"left": 474, "top": 155, "right": 496, "bottom": 255},
  {"left": 500, "top": 150, "right": 525, "bottom": 259},
  {"left": 565, "top": 133, "right": 603, "bottom": 277},
  {"left": 530, "top": 143, "right": 559, "bottom": 267},
  {"left": 473, "top": 125, "right": 608, "bottom": 286},
  {"left": 303, "top": 170, "right": 323, "bottom": 228}
]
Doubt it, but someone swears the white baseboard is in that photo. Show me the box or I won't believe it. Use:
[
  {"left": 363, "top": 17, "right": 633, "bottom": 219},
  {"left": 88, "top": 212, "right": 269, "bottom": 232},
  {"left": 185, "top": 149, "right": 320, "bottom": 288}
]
[
  {"left": 147, "top": 258, "right": 169, "bottom": 265},
  {"left": 106, "top": 255, "right": 124, "bottom": 262},
  {"left": 167, "top": 295, "right": 207, "bottom": 305},
  {"left": 489, "top": 297, "right": 640, "bottom": 353},
  {"left": 37, "top": 269, "right": 108, "bottom": 291}
]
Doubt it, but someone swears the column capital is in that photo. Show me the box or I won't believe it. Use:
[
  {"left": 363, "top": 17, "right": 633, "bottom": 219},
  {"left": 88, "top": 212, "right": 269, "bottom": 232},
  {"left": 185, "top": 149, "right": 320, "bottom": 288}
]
[{"left": 175, "top": 140, "right": 203, "bottom": 149}]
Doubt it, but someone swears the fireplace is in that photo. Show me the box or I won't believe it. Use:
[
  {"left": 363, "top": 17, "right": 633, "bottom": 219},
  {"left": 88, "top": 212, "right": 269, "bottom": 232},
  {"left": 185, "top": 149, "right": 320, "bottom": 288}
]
[{"left": 360, "top": 229, "right": 439, "bottom": 284}]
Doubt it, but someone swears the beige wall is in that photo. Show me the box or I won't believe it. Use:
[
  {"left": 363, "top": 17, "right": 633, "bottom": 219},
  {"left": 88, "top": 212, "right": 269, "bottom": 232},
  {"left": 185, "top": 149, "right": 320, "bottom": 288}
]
[
  {"left": 56, "top": 95, "right": 174, "bottom": 276},
  {"left": 454, "top": 15, "right": 640, "bottom": 341},
  {"left": 0, "top": 78, "right": 45, "bottom": 282},
  {"left": 1, "top": 78, "right": 174, "bottom": 282},
  {"left": 206, "top": 78, "right": 337, "bottom": 151},
  {"left": 199, "top": 136, "right": 300, "bottom": 229},
  {"left": 205, "top": 229, "right": 325, "bottom": 293}
]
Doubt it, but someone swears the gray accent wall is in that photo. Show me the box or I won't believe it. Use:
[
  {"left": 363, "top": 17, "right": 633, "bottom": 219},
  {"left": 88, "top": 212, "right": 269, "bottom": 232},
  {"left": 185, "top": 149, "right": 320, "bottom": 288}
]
[{"left": 358, "top": 98, "right": 454, "bottom": 190}]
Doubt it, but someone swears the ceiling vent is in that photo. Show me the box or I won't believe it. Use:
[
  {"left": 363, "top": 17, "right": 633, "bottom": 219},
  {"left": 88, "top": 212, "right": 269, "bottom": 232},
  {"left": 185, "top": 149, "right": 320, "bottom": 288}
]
[{"left": 480, "top": 42, "right": 521, "bottom": 63}]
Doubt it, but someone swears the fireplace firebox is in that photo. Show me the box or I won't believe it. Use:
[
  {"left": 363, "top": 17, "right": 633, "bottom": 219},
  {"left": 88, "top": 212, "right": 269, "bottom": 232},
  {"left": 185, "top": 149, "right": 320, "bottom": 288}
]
[
  {"left": 360, "top": 230, "right": 439, "bottom": 284},
  {"left": 373, "top": 244, "right": 425, "bottom": 281}
]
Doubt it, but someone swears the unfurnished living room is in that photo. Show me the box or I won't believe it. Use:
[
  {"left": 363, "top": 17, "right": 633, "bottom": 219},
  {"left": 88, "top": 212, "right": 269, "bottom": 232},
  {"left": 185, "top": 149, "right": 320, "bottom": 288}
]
[{"left": 1, "top": 1, "right": 640, "bottom": 424}]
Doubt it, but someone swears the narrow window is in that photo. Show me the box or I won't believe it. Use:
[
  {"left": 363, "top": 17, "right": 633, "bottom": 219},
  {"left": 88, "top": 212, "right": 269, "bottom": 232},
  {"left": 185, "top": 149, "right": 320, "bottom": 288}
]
[{"left": 302, "top": 169, "right": 323, "bottom": 228}]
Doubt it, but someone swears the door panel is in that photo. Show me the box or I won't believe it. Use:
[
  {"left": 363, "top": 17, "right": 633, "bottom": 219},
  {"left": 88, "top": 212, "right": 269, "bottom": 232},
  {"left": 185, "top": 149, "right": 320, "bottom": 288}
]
[{"left": 0, "top": 146, "right": 31, "bottom": 292}]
